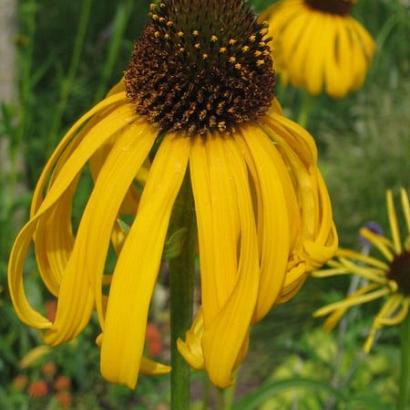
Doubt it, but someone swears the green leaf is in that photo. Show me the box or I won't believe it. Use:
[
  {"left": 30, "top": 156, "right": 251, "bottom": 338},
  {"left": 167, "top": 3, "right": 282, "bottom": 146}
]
[
  {"left": 234, "top": 378, "right": 390, "bottom": 410},
  {"left": 235, "top": 379, "right": 348, "bottom": 410},
  {"left": 164, "top": 227, "right": 188, "bottom": 259},
  {"left": 117, "top": 218, "right": 130, "bottom": 234}
]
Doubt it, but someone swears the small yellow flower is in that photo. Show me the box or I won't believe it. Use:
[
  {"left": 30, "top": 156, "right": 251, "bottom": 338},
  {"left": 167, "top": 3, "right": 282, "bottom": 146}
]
[
  {"left": 263, "top": 0, "right": 375, "bottom": 98},
  {"left": 8, "top": 0, "right": 337, "bottom": 390},
  {"left": 314, "top": 189, "right": 410, "bottom": 353}
]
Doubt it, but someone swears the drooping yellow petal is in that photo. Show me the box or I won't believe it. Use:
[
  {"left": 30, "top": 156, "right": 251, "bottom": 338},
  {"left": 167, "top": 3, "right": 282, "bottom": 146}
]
[
  {"left": 313, "top": 267, "right": 353, "bottom": 278},
  {"left": 304, "top": 19, "right": 329, "bottom": 95},
  {"left": 333, "top": 18, "right": 353, "bottom": 97},
  {"left": 264, "top": 112, "right": 318, "bottom": 168},
  {"left": 322, "top": 284, "right": 380, "bottom": 331},
  {"left": 19, "top": 345, "right": 51, "bottom": 369},
  {"left": 286, "top": 14, "right": 319, "bottom": 88},
  {"left": 336, "top": 248, "right": 389, "bottom": 271},
  {"left": 349, "top": 18, "right": 375, "bottom": 62},
  {"left": 240, "top": 126, "right": 292, "bottom": 320},
  {"left": 274, "top": 13, "right": 307, "bottom": 72},
  {"left": 43, "top": 121, "right": 156, "bottom": 347},
  {"left": 364, "top": 295, "right": 402, "bottom": 353},
  {"left": 101, "top": 134, "right": 190, "bottom": 389},
  {"left": 314, "top": 287, "right": 390, "bottom": 318},
  {"left": 139, "top": 358, "right": 171, "bottom": 376},
  {"left": 378, "top": 297, "right": 409, "bottom": 326},
  {"left": 387, "top": 190, "right": 402, "bottom": 255},
  {"left": 32, "top": 111, "right": 125, "bottom": 296},
  {"left": 201, "top": 136, "right": 260, "bottom": 388},
  {"left": 8, "top": 104, "right": 134, "bottom": 331},
  {"left": 89, "top": 140, "right": 141, "bottom": 216},
  {"left": 400, "top": 188, "right": 410, "bottom": 236},
  {"left": 189, "top": 134, "right": 253, "bottom": 384},
  {"left": 262, "top": 113, "right": 337, "bottom": 269},
  {"left": 323, "top": 16, "right": 348, "bottom": 98},
  {"left": 31, "top": 93, "right": 127, "bottom": 215},
  {"left": 266, "top": 0, "right": 374, "bottom": 98},
  {"left": 359, "top": 228, "right": 394, "bottom": 262},
  {"left": 205, "top": 136, "right": 240, "bottom": 310},
  {"left": 302, "top": 172, "right": 338, "bottom": 269},
  {"left": 346, "top": 20, "right": 368, "bottom": 90},
  {"left": 177, "top": 310, "right": 205, "bottom": 370},
  {"left": 96, "top": 334, "right": 170, "bottom": 376},
  {"left": 336, "top": 258, "right": 387, "bottom": 284},
  {"left": 189, "top": 138, "right": 218, "bottom": 323},
  {"left": 107, "top": 79, "right": 126, "bottom": 96},
  {"left": 278, "top": 275, "right": 306, "bottom": 304},
  {"left": 36, "top": 179, "right": 79, "bottom": 294}
]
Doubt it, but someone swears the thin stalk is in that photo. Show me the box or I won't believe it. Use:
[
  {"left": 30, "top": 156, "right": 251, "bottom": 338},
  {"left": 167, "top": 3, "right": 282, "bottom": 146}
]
[
  {"left": 93, "top": 0, "right": 133, "bottom": 103},
  {"left": 169, "top": 176, "right": 196, "bottom": 410},
  {"left": 201, "top": 375, "right": 210, "bottom": 410},
  {"left": 398, "top": 313, "right": 410, "bottom": 410},
  {"left": 323, "top": 245, "right": 371, "bottom": 410},
  {"left": 297, "top": 92, "right": 314, "bottom": 128},
  {"left": 17, "top": 0, "right": 37, "bottom": 146},
  {"left": 217, "top": 383, "right": 236, "bottom": 410},
  {"left": 47, "top": 0, "right": 93, "bottom": 147}
]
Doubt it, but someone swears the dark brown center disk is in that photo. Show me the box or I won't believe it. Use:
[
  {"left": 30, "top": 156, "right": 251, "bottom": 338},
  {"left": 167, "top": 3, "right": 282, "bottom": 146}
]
[
  {"left": 125, "top": 0, "right": 275, "bottom": 136},
  {"left": 305, "top": 0, "right": 354, "bottom": 15},
  {"left": 388, "top": 251, "right": 410, "bottom": 296}
]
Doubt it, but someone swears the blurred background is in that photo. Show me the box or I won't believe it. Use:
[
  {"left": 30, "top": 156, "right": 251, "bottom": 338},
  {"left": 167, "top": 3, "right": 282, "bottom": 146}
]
[{"left": 0, "top": 0, "right": 409, "bottom": 408}]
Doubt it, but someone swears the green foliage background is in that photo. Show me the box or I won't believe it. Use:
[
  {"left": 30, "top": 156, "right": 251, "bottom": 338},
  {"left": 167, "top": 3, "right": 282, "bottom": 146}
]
[{"left": 0, "top": 0, "right": 409, "bottom": 408}]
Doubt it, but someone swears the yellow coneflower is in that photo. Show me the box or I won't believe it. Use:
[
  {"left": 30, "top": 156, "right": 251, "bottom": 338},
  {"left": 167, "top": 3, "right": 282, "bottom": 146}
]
[
  {"left": 263, "top": 0, "right": 375, "bottom": 98},
  {"left": 8, "top": 0, "right": 337, "bottom": 389},
  {"left": 314, "top": 189, "right": 410, "bottom": 353}
]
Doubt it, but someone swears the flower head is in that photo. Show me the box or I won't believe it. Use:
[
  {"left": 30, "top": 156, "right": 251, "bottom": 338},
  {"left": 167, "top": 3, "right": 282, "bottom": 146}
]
[
  {"left": 8, "top": 0, "right": 337, "bottom": 389},
  {"left": 42, "top": 361, "right": 57, "bottom": 378},
  {"left": 314, "top": 189, "right": 410, "bottom": 352},
  {"left": 263, "top": 0, "right": 375, "bottom": 98},
  {"left": 28, "top": 380, "right": 49, "bottom": 398},
  {"left": 54, "top": 375, "right": 71, "bottom": 392},
  {"left": 12, "top": 375, "right": 29, "bottom": 391},
  {"left": 55, "top": 391, "right": 72, "bottom": 409}
]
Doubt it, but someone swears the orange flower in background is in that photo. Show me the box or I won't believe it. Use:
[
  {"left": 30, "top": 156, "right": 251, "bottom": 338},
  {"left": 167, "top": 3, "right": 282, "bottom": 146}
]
[
  {"left": 264, "top": 0, "right": 375, "bottom": 98},
  {"left": 54, "top": 375, "right": 71, "bottom": 392},
  {"left": 56, "top": 391, "right": 72, "bottom": 409},
  {"left": 146, "top": 323, "right": 164, "bottom": 357},
  {"left": 42, "top": 361, "right": 57, "bottom": 378},
  {"left": 28, "top": 380, "right": 49, "bottom": 398},
  {"left": 12, "top": 375, "right": 29, "bottom": 391}
]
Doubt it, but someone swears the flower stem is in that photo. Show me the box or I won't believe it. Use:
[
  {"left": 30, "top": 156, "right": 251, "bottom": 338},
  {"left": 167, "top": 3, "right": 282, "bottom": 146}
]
[
  {"left": 216, "top": 383, "right": 236, "bottom": 410},
  {"left": 398, "top": 312, "right": 410, "bottom": 410},
  {"left": 169, "top": 176, "right": 196, "bottom": 410},
  {"left": 297, "top": 92, "right": 314, "bottom": 128},
  {"left": 201, "top": 374, "right": 210, "bottom": 410}
]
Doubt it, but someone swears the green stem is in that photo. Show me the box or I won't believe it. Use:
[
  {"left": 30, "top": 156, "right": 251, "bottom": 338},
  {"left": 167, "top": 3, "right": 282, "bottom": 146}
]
[
  {"left": 169, "top": 176, "right": 196, "bottom": 410},
  {"left": 201, "top": 375, "right": 210, "bottom": 410},
  {"left": 217, "top": 383, "right": 236, "bottom": 410},
  {"left": 47, "top": 0, "right": 93, "bottom": 147},
  {"left": 297, "top": 92, "right": 314, "bottom": 129},
  {"left": 398, "top": 313, "right": 410, "bottom": 410}
]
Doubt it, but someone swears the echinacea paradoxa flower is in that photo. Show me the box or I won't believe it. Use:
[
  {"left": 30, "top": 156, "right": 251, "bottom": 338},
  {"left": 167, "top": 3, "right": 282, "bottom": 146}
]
[
  {"left": 263, "top": 0, "right": 375, "bottom": 98},
  {"left": 9, "top": 0, "right": 337, "bottom": 389},
  {"left": 314, "top": 189, "right": 410, "bottom": 352}
]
